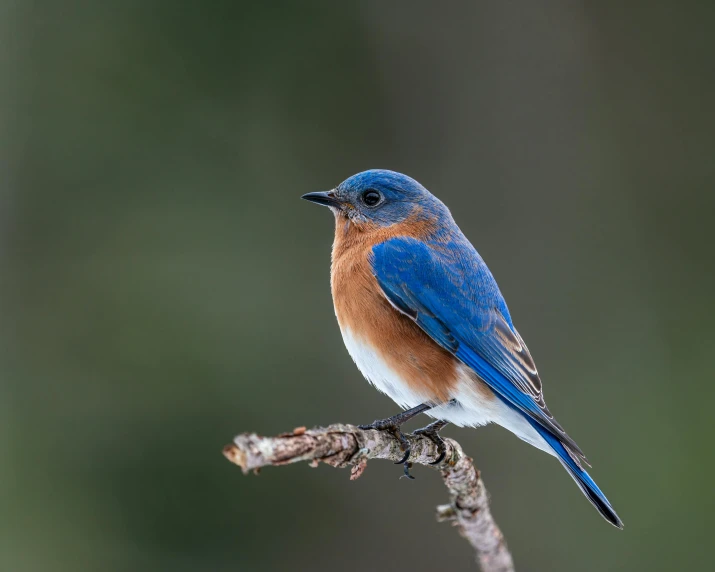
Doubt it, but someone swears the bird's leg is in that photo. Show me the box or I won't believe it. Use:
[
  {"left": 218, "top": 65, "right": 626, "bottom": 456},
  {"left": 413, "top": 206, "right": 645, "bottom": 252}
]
[
  {"left": 413, "top": 419, "right": 450, "bottom": 465},
  {"left": 358, "top": 403, "right": 433, "bottom": 473}
]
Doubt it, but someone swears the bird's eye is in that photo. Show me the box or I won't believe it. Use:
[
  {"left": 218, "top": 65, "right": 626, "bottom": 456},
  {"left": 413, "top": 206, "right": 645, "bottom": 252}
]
[{"left": 361, "top": 190, "right": 381, "bottom": 207}]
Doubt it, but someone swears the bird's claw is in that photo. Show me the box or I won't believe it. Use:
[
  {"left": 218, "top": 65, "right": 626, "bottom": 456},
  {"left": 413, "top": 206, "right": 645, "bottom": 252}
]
[
  {"left": 413, "top": 423, "right": 448, "bottom": 465},
  {"left": 358, "top": 420, "right": 413, "bottom": 470},
  {"left": 401, "top": 461, "right": 415, "bottom": 480},
  {"left": 395, "top": 447, "right": 411, "bottom": 465}
]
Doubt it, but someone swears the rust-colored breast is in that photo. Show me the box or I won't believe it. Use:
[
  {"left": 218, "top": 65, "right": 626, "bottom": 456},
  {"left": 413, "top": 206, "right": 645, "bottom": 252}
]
[{"left": 330, "top": 216, "right": 459, "bottom": 403}]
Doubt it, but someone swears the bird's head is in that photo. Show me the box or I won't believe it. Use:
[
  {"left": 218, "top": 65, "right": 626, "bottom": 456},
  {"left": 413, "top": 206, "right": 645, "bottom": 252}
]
[{"left": 302, "top": 169, "right": 449, "bottom": 229}]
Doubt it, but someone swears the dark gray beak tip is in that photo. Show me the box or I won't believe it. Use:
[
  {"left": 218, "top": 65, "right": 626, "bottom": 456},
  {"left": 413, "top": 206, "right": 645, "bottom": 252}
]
[{"left": 301, "top": 191, "right": 339, "bottom": 208}]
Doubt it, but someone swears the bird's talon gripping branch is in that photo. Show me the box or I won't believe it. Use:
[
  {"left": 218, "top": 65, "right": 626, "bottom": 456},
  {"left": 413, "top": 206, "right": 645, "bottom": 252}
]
[
  {"left": 390, "top": 428, "right": 412, "bottom": 464},
  {"left": 359, "top": 421, "right": 412, "bottom": 465},
  {"left": 357, "top": 404, "right": 434, "bottom": 469},
  {"left": 395, "top": 445, "right": 411, "bottom": 465},
  {"left": 413, "top": 419, "right": 449, "bottom": 465}
]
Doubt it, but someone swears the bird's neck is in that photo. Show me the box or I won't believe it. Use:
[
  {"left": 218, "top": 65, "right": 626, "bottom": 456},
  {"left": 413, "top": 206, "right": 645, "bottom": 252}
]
[{"left": 331, "top": 210, "right": 439, "bottom": 263}]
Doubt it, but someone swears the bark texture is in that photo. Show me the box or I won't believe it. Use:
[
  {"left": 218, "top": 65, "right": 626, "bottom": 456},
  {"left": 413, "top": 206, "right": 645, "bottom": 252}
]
[{"left": 223, "top": 423, "right": 514, "bottom": 572}]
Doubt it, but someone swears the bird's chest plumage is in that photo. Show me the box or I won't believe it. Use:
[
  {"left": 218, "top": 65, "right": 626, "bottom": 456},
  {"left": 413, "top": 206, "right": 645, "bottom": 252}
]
[{"left": 330, "top": 225, "right": 459, "bottom": 406}]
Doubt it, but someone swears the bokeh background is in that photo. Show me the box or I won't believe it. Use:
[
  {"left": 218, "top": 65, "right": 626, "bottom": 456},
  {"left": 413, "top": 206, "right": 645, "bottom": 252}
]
[{"left": 2, "top": 1, "right": 714, "bottom": 571}]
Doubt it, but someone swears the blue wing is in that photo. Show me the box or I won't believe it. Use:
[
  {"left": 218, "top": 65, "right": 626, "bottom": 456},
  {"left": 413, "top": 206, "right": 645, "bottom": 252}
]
[
  {"left": 370, "top": 236, "right": 624, "bottom": 528},
  {"left": 370, "top": 236, "right": 584, "bottom": 458}
]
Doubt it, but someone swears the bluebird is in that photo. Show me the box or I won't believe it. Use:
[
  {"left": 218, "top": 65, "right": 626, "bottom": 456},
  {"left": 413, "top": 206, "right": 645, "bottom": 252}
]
[{"left": 302, "top": 169, "right": 622, "bottom": 528}]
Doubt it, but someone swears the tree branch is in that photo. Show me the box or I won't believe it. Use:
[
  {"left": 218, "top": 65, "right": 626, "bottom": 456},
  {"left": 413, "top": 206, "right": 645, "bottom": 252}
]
[{"left": 223, "top": 423, "right": 515, "bottom": 572}]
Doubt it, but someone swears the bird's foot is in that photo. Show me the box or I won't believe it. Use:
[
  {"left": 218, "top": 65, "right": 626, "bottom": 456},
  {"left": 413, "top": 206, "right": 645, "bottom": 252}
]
[
  {"left": 357, "top": 404, "right": 436, "bottom": 480},
  {"left": 413, "top": 420, "right": 449, "bottom": 465},
  {"left": 358, "top": 418, "right": 413, "bottom": 465}
]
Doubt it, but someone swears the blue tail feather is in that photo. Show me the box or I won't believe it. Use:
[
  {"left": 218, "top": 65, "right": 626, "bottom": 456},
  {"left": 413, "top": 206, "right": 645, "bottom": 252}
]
[{"left": 528, "top": 419, "right": 624, "bottom": 528}]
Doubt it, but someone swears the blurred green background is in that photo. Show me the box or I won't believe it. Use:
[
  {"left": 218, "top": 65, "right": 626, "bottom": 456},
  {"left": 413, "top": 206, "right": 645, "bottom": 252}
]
[{"left": 1, "top": 1, "right": 714, "bottom": 571}]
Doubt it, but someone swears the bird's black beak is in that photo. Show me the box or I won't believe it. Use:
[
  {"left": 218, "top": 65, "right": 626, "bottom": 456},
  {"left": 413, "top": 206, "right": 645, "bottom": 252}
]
[{"left": 301, "top": 190, "right": 340, "bottom": 208}]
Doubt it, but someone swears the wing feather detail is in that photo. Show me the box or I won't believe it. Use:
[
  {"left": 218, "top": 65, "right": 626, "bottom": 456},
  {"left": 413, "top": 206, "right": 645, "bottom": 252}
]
[{"left": 370, "top": 236, "right": 588, "bottom": 464}]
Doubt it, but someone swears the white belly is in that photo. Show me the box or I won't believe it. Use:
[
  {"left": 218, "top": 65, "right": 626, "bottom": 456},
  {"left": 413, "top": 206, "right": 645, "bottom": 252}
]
[
  {"left": 340, "top": 327, "right": 554, "bottom": 455},
  {"left": 341, "top": 327, "right": 431, "bottom": 409}
]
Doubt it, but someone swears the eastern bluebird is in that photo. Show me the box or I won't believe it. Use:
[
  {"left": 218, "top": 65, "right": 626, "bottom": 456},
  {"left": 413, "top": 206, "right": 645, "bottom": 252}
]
[{"left": 302, "top": 169, "right": 622, "bottom": 528}]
